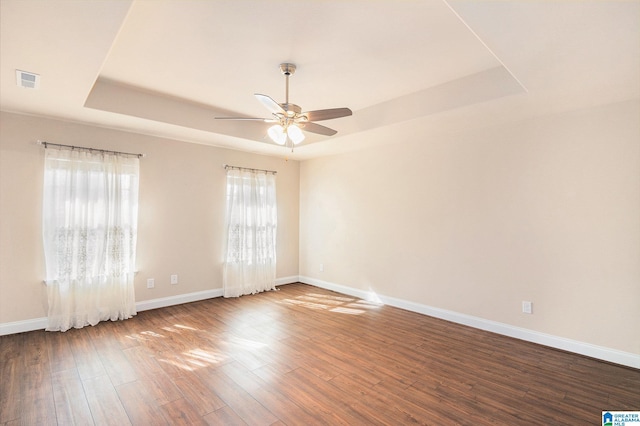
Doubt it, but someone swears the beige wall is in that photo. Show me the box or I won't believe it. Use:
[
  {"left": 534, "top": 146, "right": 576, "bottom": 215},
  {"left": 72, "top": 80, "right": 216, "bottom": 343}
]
[
  {"left": 300, "top": 100, "right": 640, "bottom": 356},
  {"left": 0, "top": 112, "right": 299, "bottom": 324},
  {"left": 2, "top": 100, "right": 638, "bottom": 358}
]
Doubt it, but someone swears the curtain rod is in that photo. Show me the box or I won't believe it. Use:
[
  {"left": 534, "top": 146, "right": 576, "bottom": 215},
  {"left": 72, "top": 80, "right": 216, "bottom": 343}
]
[
  {"left": 38, "top": 140, "right": 145, "bottom": 158},
  {"left": 224, "top": 164, "right": 277, "bottom": 175}
]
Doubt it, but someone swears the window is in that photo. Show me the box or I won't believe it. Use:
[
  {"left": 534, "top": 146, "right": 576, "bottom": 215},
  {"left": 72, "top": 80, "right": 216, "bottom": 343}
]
[
  {"left": 223, "top": 168, "right": 277, "bottom": 297},
  {"left": 42, "top": 147, "right": 139, "bottom": 331}
]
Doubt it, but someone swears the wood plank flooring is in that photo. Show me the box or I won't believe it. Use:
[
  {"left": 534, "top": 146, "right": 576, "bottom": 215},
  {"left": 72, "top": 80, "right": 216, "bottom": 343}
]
[{"left": 1, "top": 283, "right": 638, "bottom": 425}]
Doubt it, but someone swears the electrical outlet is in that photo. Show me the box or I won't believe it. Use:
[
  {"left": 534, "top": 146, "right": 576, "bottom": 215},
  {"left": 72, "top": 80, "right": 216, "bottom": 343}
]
[
  {"left": 170, "top": 274, "right": 178, "bottom": 285},
  {"left": 319, "top": 263, "right": 324, "bottom": 272},
  {"left": 147, "top": 278, "right": 155, "bottom": 289},
  {"left": 522, "top": 301, "right": 532, "bottom": 314}
]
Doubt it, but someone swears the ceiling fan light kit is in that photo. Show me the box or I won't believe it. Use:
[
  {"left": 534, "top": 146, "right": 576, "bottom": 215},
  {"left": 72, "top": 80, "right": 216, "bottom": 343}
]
[
  {"left": 267, "top": 124, "right": 288, "bottom": 145},
  {"left": 216, "top": 63, "right": 352, "bottom": 151}
]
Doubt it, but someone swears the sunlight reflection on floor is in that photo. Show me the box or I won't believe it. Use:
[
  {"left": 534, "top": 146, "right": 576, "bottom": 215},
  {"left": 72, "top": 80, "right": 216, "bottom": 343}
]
[
  {"left": 157, "top": 347, "right": 228, "bottom": 372},
  {"left": 278, "top": 292, "right": 382, "bottom": 315},
  {"left": 140, "top": 322, "right": 270, "bottom": 372},
  {"left": 129, "top": 289, "right": 384, "bottom": 374}
]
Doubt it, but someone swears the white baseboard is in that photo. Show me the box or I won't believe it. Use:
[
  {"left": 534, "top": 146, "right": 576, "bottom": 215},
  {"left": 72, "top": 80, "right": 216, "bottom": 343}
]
[
  {"left": 0, "top": 317, "right": 49, "bottom": 336},
  {"left": 5, "top": 275, "right": 636, "bottom": 369},
  {"left": 134, "top": 276, "right": 298, "bottom": 311},
  {"left": 0, "top": 277, "right": 301, "bottom": 336},
  {"left": 275, "top": 275, "right": 299, "bottom": 286},
  {"left": 299, "top": 275, "right": 640, "bottom": 369},
  {"left": 135, "top": 288, "right": 223, "bottom": 312},
  {"left": 0, "top": 289, "right": 222, "bottom": 336}
]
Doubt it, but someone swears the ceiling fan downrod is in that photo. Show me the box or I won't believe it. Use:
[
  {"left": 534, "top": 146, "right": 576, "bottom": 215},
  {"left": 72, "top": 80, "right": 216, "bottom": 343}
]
[{"left": 280, "top": 63, "right": 296, "bottom": 107}]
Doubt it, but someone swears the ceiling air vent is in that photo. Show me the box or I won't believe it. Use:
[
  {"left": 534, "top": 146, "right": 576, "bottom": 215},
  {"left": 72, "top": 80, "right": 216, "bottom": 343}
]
[{"left": 16, "top": 70, "right": 40, "bottom": 89}]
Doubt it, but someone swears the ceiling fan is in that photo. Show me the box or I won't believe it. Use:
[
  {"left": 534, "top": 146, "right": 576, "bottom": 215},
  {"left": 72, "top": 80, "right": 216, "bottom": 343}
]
[{"left": 215, "top": 63, "right": 352, "bottom": 149}]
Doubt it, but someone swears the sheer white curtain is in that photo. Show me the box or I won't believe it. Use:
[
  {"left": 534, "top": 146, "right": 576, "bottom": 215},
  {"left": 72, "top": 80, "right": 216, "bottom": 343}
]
[
  {"left": 42, "top": 148, "right": 139, "bottom": 331},
  {"left": 223, "top": 169, "right": 277, "bottom": 297}
]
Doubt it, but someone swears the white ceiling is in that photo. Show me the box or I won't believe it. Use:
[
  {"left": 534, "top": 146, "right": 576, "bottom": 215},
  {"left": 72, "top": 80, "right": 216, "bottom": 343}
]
[{"left": 1, "top": 0, "right": 638, "bottom": 160}]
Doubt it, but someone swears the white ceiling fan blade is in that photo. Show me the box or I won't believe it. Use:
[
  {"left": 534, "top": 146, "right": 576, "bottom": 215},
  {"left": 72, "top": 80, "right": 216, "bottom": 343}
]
[
  {"left": 303, "top": 107, "right": 352, "bottom": 122},
  {"left": 301, "top": 122, "right": 338, "bottom": 136},
  {"left": 255, "top": 94, "right": 285, "bottom": 115}
]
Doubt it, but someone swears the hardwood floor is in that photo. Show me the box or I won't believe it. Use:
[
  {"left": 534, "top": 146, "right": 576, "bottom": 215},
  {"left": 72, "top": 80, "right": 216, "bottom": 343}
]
[{"left": 1, "top": 283, "right": 638, "bottom": 425}]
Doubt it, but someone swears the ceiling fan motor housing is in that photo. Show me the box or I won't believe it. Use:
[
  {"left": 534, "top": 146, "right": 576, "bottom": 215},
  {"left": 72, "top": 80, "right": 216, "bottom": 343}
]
[{"left": 279, "top": 103, "right": 302, "bottom": 116}]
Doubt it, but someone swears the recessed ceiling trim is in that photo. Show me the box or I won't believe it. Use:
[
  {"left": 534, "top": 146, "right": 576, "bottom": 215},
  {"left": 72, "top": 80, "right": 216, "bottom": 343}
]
[{"left": 443, "top": 0, "right": 528, "bottom": 94}]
